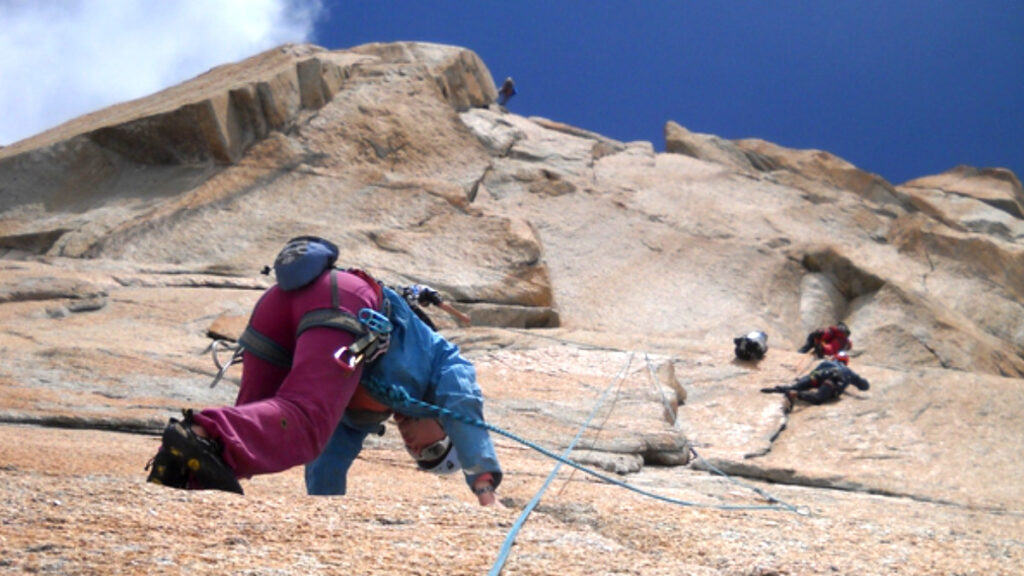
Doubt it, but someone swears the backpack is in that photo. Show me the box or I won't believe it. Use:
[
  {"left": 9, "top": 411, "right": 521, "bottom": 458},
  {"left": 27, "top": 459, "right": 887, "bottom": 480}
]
[
  {"left": 269, "top": 236, "right": 340, "bottom": 291},
  {"left": 266, "top": 235, "right": 442, "bottom": 332},
  {"left": 733, "top": 330, "right": 768, "bottom": 361}
]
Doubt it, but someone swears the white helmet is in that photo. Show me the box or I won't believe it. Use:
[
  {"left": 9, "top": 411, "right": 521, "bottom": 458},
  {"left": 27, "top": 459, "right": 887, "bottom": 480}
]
[
  {"left": 415, "top": 437, "right": 461, "bottom": 475},
  {"left": 397, "top": 415, "right": 463, "bottom": 475}
]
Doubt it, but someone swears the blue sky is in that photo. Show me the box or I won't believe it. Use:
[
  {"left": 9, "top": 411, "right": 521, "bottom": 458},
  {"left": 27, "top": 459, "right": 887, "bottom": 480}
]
[
  {"left": 2, "top": 1, "right": 1021, "bottom": 186},
  {"left": 312, "top": 1, "right": 1024, "bottom": 185}
]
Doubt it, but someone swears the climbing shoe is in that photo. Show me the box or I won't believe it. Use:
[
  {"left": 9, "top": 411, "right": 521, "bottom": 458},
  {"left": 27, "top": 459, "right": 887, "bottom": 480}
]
[
  {"left": 146, "top": 409, "right": 244, "bottom": 495},
  {"left": 145, "top": 445, "right": 189, "bottom": 489}
]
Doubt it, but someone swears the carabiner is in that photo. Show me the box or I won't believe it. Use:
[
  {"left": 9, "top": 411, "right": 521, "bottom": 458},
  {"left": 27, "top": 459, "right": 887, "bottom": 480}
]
[{"left": 333, "top": 346, "right": 363, "bottom": 373}]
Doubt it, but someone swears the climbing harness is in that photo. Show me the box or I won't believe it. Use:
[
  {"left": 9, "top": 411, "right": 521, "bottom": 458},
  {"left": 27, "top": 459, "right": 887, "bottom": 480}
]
[
  {"left": 209, "top": 270, "right": 394, "bottom": 386},
  {"left": 206, "top": 299, "right": 392, "bottom": 388}
]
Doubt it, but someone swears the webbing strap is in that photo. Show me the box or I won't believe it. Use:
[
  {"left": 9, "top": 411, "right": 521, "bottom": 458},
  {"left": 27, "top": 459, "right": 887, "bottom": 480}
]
[
  {"left": 238, "top": 325, "right": 292, "bottom": 368},
  {"left": 238, "top": 307, "right": 377, "bottom": 371},
  {"left": 296, "top": 308, "right": 366, "bottom": 339},
  {"left": 239, "top": 270, "right": 389, "bottom": 370},
  {"left": 299, "top": 307, "right": 379, "bottom": 359},
  {"left": 331, "top": 269, "right": 340, "bottom": 309}
]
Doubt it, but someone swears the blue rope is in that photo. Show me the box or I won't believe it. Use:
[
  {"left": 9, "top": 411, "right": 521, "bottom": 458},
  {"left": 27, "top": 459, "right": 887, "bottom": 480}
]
[
  {"left": 364, "top": 369, "right": 800, "bottom": 515},
  {"left": 488, "top": 352, "right": 635, "bottom": 576},
  {"left": 364, "top": 351, "right": 806, "bottom": 576}
]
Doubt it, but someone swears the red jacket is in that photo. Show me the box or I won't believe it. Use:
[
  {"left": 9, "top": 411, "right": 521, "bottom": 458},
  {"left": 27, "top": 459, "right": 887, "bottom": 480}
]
[{"left": 816, "top": 326, "right": 852, "bottom": 357}]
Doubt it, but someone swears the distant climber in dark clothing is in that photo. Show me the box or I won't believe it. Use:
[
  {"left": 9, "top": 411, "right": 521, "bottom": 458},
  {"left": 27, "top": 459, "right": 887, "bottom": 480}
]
[
  {"left": 497, "top": 76, "right": 516, "bottom": 106},
  {"left": 761, "top": 360, "right": 869, "bottom": 405},
  {"left": 798, "top": 322, "right": 852, "bottom": 359}
]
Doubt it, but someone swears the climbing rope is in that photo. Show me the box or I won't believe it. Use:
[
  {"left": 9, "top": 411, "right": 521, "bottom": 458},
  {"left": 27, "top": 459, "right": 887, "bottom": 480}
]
[
  {"left": 553, "top": 355, "right": 631, "bottom": 499},
  {"left": 210, "top": 331, "right": 805, "bottom": 516},
  {"left": 640, "top": 351, "right": 806, "bottom": 515},
  {"left": 644, "top": 350, "right": 679, "bottom": 426},
  {"left": 488, "top": 352, "right": 636, "bottom": 576},
  {"left": 363, "top": 356, "right": 802, "bottom": 515}
]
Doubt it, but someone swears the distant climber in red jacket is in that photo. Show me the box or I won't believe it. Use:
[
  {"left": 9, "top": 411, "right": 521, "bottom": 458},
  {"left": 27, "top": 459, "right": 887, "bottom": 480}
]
[{"left": 797, "top": 322, "right": 852, "bottom": 359}]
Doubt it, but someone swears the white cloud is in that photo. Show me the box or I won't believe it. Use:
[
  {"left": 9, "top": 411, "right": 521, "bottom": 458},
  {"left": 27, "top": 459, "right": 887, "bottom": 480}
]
[{"left": 0, "top": 0, "right": 323, "bottom": 145}]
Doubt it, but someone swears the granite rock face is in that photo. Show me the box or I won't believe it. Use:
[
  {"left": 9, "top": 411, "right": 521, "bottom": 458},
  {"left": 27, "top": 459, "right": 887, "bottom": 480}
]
[{"left": 1, "top": 42, "right": 1022, "bottom": 575}]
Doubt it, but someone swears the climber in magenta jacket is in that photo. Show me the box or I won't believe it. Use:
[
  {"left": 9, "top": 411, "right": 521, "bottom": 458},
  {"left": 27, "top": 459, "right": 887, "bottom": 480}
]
[{"left": 145, "top": 240, "right": 501, "bottom": 506}]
